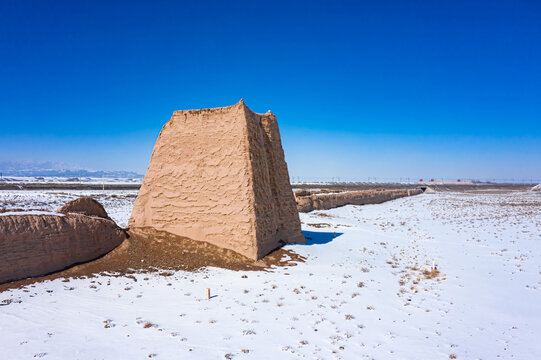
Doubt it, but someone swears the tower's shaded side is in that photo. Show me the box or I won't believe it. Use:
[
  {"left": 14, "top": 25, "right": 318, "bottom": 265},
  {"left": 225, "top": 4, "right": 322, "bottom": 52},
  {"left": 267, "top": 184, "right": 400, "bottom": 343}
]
[{"left": 129, "top": 100, "right": 304, "bottom": 260}]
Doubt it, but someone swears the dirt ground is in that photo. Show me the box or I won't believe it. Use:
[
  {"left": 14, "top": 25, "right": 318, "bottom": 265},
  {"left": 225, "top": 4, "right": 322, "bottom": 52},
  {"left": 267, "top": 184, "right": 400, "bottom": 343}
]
[{"left": 0, "top": 228, "right": 305, "bottom": 292}]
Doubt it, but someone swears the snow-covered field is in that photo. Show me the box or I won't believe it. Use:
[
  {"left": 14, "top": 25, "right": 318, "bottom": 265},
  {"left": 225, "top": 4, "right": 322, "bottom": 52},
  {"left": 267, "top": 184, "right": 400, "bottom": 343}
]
[
  {"left": 0, "top": 176, "right": 142, "bottom": 185},
  {"left": 1, "top": 190, "right": 540, "bottom": 359},
  {"left": 0, "top": 190, "right": 137, "bottom": 227}
]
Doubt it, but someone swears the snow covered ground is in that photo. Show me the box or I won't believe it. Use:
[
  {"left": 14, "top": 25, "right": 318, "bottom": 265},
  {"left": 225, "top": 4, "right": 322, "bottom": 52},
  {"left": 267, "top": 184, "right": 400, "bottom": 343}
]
[
  {"left": 1, "top": 189, "right": 540, "bottom": 359},
  {"left": 0, "top": 190, "right": 137, "bottom": 227},
  {"left": 0, "top": 176, "right": 142, "bottom": 185}
]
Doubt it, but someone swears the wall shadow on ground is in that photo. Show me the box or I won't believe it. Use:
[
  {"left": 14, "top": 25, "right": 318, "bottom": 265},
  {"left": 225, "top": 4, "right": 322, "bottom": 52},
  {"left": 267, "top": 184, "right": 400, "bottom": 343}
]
[{"left": 300, "top": 230, "right": 344, "bottom": 246}]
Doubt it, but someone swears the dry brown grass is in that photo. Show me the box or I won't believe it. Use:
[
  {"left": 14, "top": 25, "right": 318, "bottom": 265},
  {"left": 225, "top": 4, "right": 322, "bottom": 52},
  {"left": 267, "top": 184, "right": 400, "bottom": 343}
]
[
  {"left": 307, "top": 223, "right": 331, "bottom": 228},
  {"left": 313, "top": 212, "right": 335, "bottom": 218},
  {"left": 422, "top": 269, "right": 440, "bottom": 279}
]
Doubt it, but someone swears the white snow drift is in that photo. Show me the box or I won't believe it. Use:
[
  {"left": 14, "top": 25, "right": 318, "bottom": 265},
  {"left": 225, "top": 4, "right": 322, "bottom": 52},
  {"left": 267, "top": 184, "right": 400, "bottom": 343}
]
[{"left": 0, "top": 189, "right": 540, "bottom": 359}]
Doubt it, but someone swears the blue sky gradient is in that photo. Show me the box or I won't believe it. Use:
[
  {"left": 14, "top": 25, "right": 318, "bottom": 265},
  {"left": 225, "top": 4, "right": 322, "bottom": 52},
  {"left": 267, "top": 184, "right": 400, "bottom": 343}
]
[{"left": 1, "top": 1, "right": 540, "bottom": 180}]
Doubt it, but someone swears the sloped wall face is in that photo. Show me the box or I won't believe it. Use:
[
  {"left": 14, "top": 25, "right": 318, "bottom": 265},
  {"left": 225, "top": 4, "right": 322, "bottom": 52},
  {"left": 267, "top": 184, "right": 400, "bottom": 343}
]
[
  {"left": 129, "top": 103, "right": 259, "bottom": 259},
  {"left": 130, "top": 101, "right": 304, "bottom": 260},
  {"left": 243, "top": 108, "right": 280, "bottom": 258},
  {"left": 245, "top": 109, "right": 304, "bottom": 258}
]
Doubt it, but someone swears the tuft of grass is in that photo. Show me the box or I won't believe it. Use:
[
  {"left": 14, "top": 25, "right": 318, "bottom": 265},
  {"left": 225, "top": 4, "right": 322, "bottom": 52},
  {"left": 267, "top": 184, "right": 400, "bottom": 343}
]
[
  {"left": 103, "top": 320, "right": 114, "bottom": 328},
  {"left": 423, "top": 269, "right": 440, "bottom": 279}
]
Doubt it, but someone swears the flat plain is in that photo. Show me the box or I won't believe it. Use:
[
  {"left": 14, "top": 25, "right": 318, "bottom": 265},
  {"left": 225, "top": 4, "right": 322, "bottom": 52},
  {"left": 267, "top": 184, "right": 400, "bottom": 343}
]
[{"left": 0, "top": 188, "right": 539, "bottom": 359}]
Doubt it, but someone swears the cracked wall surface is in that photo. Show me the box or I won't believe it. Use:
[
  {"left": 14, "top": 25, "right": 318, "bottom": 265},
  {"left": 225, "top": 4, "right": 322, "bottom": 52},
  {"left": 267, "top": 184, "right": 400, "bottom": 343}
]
[{"left": 129, "top": 100, "right": 304, "bottom": 260}]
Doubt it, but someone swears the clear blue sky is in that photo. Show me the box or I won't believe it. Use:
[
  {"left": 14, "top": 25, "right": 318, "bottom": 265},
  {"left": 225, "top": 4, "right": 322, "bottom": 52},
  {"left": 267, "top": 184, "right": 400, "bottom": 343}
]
[{"left": 1, "top": 0, "right": 540, "bottom": 181}]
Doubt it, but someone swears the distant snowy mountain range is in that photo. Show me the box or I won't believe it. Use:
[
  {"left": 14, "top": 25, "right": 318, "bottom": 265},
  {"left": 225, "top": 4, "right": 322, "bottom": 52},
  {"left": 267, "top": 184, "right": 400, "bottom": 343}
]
[{"left": 0, "top": 161, "right": 142, "bottom": 178}]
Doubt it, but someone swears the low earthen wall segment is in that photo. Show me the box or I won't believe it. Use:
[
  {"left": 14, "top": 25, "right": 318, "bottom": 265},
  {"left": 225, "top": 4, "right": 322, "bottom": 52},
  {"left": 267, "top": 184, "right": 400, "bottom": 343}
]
[
  {"left": 0, "top": 214, "right": 126, "bottom": 284},
  {"left": 295, "top": 188, "right": 424, "bottom": 212}
]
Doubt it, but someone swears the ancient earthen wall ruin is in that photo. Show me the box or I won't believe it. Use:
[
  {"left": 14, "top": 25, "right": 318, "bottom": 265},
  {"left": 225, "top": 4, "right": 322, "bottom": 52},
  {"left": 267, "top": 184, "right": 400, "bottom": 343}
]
[
  {"left": 129, "top": 100, "right": 304, "bottom": 260},
  {"left": 0, "top": 213, "right": 126, "bottom": 284},
  {"left": 295, "top": 188, "right": 424, "bottom": 212}
]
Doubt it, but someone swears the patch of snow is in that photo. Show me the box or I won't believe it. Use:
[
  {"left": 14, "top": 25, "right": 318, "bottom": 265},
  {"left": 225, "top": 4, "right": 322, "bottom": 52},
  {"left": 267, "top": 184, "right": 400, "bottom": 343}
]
[
  {"left": 0, "top": 210, "right": 65, "bottom": 217},
  {"left": 0, "top": 176, "right": 142, "bottom": 185},
  {"left": 0, "top": 190, "right": 137, "bottom": 227}
]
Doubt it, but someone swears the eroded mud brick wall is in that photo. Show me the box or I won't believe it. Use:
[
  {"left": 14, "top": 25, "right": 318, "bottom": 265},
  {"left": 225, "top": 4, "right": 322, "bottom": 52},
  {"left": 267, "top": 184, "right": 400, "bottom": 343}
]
[
  {"left": 130, "top": 100, "right": 304, "bottom": 260},
  {"left": 244, "top": 106, "right": 305, "bottom": 258},
  {"left": 295, "top": 188, "right": 424, "bottom": 212},
  {"left": 0, "top": 214, "right": 125, "bottom": 284}
]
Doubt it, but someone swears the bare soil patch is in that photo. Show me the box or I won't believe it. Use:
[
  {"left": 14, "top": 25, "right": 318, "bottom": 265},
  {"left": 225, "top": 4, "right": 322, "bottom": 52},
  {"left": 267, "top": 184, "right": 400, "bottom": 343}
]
[{"left": 0, "top": 227, "right": 305, "bottom": 292}]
